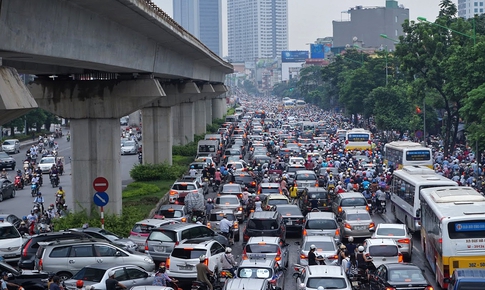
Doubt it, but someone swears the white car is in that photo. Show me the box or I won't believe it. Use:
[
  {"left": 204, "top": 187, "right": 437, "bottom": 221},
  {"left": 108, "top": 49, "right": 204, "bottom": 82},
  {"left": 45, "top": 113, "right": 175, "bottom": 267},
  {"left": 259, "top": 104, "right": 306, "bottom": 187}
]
[
  {"left": 0, "top": 221, "right": 24, "bottom": 263},
  {"left": 371, "top": 223, "right": 413, "bottom": 262},
  {"left": 38, "top": 156, "right": 56, "bottom": 173},
  {"left": 362, "top": 238, "right": 403, "bottom": 267},
  {"left": 1, "top": 139, "right": 20, "bottom": 154},
  {"left": 298, "top": 236, "right": 338, "bottom": 266},
  {"left": 294, "top": 265, "right": 352, "bottom": 290}
]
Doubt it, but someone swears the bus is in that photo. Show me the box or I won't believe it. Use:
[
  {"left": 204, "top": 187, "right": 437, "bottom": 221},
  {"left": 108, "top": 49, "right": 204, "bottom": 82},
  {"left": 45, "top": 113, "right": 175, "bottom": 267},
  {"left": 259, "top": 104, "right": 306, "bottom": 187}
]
[
  {"left": 384, "top": 141, "right": 433, "bottom": 170},
  {"left": 344, "top": 128, "right": 372, "bottom": 150},
  {"left": 283, "top": 100, "right": 295, "bottom": 109},
  {"left": 420, "top": 186, "right": 485, "bottom": 288},
  {"left": 389, "top": 166, "right": 457, "bottom": 233}
]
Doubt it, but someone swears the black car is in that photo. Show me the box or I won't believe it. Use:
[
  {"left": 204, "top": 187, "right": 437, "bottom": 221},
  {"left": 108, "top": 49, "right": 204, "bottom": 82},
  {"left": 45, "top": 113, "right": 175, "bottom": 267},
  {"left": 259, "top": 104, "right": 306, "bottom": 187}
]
[
  {"left": 273, "top": 204, "right": 304, "bottom": 237},
  {"left": 243, "top": 211, "right": 286, "bottom": 243},
  {"left": 0, "top": 152, "right": 15, "bottom": 170},
  {"left": 0, "top": 179, "right": 15, "bottom": 202},
  {"left": 234, "top": 172, "right": 257, "bottom": 192},
  {"left": 305, "top": 188, "right": 333, "bottom": 213},
  {"left": 0, "top": 261, "right": 48, "bottom": 290},
  {"left": 369, "top": 263, "right": 433, "bottom": 290}
]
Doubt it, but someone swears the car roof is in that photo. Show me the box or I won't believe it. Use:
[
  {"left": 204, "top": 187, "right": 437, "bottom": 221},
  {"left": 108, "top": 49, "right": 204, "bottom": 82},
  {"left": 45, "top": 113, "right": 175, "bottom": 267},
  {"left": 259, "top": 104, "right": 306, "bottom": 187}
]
[
  {"left": 134, "top": 219, "right": 176, "bottom": 226},
  {"left": 77, "top": 263, "right": 143, "bottom": 271},
  {"left": 338, "top": 192, "right": 365, "bottom": 198},
  {"left": 266, "top": 194, "right": 288, "bottom": 200},
  {"left": 295, "top": 170, "right": 315, "bottom": 174},
  {"left": 306, "top": 188, "right": 329, "bottom": 193},
  {"left": 306, "top": 211, "right": 335, "bottom": 219},
  {"left": 249, "top": 211, "right": 280, "bottom": 219},
  {"left": 260, "top": 183, "right": 280, "bottom": 187},
  {"left": 0, "top": 221, "right": 14, "bottom": 227},
  {"left": 238, "top": 258, "right": 275, "bottom": 267},
  {"left": 154, "top": 223, "right": 203, "bottom": 231},
  {"left": 343, "top": 209, "right": 370, "bottom": 215},
  {"left": 383, "top": 263, "right": 421, "bottom": 270},
  {"left": 224, "top": 278, "right": 267, "bottom": 290},
  {"left": 159, "top": 204, "right": 185, "bottom": 210},
  {"left": 365, "top": 238, "right": 398, "bottom": 246},
  {"left": 247, "top": 236, "right": 280, "bottom": 244},
  {"left": 209, "top": 209, "right": 234, "bottom": 215},
  {"left": 306, "top": 265, "right": 346, "bottom": 277},
  {"left": 176, "top": 239, "right": 217, "bottom": 248},
  {"left": 303, "top": 235, "right": 334, "bottom": 243},
  {"left": 376, "top": 223, "right": 406, "bottom": 229}
]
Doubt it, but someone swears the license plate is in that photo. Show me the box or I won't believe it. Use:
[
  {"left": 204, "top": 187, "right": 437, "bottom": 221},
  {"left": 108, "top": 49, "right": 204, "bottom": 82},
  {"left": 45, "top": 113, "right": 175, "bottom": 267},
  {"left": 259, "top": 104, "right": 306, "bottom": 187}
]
[
  {"left": 287, "top": 220, "right": 293, "bottom": 225},
  {"left": 154, "top": 246, "right": 165, "bottom": 252},
  {"left": 179, "top": 266, "right": 193, "bottom": 270},
  {"left": 3, "top": 253, "right": 16, "bottom": 258},
  {"left": 356, "top": 226, "right": 366, "bottom": 230},
  {"left": 352, "top": 281, "right": 360, "bottom": 287}
]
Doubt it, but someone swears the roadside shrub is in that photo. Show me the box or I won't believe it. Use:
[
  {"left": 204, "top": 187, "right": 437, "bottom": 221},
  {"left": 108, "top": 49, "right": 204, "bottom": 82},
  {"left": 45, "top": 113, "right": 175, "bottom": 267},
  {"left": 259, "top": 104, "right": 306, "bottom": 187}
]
[
  {"left": 122, "top": 182, "right": 160, "bottom": 198},
  {"left": 130, "top": 163, "right": 186, "bottom": 181}
]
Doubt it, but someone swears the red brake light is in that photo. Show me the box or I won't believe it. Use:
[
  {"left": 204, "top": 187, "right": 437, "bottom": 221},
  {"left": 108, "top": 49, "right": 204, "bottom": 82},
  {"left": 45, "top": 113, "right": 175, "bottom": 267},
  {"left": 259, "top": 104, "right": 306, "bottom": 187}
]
[
  {"left": 39, "top": 258, "right": 43, "bottom": 271},
  {"left": 166, "top": 257, "right": 170, "bottom": 269},
  {"left": 303, "top": 229, "right": 307, "bottom": 236},
  {"left": 144, "top": 241, "right": 148, "bottom": 251},
  {"left": 398, "top": 253, "right": 403, "bottom": 263},
  {"left": 344, "top": 223, "right": 352, "bottom": 229},
  {"left": 300, "top": 254, "right": 307, "bottom": 259},
  {"left": 328, "top": 255, "right": 339, "bottom": 260},
  {"left": 207, "top": 222, "right": 211, "bottom": 229},
  {"left": 204, "top": 258, "right": 209, "bottom": 266},
  {"left": 275, "top": 248, "right": 282, "bottom": 261},
  {"left": 338, "top": 206, "right": 342, "bottom": 213},
  {"left": 369, "top": 222, "right": 375, "bottom": 229},
  {"left": 335, "top": 228, "right": 340, "bottom": 237},
  {"left": 397, "top": 238, "right": 410, "bottom": 244}
]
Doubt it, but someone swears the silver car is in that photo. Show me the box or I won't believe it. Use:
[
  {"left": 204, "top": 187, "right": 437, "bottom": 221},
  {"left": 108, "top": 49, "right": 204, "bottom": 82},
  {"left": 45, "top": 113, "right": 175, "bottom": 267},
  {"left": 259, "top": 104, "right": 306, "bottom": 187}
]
[
  {"left": 121, "top": 140, "right": 139, "bottom": 155},
  {"left": 214, "top": 195, "right": 244, "bottom": 222},
  {"left": 338, "top": 209, "right": 375, "bottom": 240},
  {"left": 303, "top": 212, "right": 340, "bottom": 242},
  {"left": 1, "top": 139, "right": 20, "bottom": 154},
  {"left": 299, "top": 235, "right": 339, "bottom": 266},
  {"left": 371, "top": 223, "right": 412, "bottom": 262}
]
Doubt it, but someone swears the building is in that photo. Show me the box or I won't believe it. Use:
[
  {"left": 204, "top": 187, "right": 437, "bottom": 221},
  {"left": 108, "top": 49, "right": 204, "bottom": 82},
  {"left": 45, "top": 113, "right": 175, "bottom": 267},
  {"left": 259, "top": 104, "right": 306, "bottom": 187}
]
[
  {"left": 332, "top": 0, "right": 409, "bottom": 50},
  {"left": 228, "top": 0, "right": 288, "bottom": 62},
  {"left": 458, "top": 0, "right": 485, "bottom": 18},
  {"left": 172, "top": 0, "right": 222, "bottom": 56}
]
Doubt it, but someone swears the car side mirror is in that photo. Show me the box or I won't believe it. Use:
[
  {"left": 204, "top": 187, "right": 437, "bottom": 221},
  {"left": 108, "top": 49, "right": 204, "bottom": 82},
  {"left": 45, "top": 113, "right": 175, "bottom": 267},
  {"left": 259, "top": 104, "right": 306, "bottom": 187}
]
[
  {"left": 115, "top": 251, "right": 122, "bottom": 256},
  {"left": 143, "top": 272, "right": 149, "bottom": 278},
  {"left": 292, "top": 272, "right": 300, "bottom": 279}
]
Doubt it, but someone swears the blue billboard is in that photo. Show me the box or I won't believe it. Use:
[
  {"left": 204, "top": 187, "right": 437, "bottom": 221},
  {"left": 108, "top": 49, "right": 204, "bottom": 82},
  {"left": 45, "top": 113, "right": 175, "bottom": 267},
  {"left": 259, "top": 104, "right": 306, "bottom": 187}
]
[
  {"left": 310, "top": 44, "right": 324, "bottom": 59},
  {"left": 281, "top": 51, "right": 309, "bottom": 63}
]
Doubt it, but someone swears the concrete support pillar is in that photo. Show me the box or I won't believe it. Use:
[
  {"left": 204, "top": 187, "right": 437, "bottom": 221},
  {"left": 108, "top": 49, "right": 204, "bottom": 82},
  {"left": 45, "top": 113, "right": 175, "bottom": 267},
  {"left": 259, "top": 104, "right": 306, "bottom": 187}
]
[
  {"left": 71, "top": 118, "right": 122, "bottom": 214},
  {"left": 141, "top": 106, "right": 172, "bottom": 165},
  {"left": 180, "top": 102, "right": 195, "bottom": 144},
  {"left": 29, "top": 79, "right": 163, "bottom": 215},
  {"left": 205, "top": 99, "right": 213, "bottom": 126},
  {"left": 171, "top": 105, "right": 183, "bottom": 146},
  {"left": 128, "top": 110, "right": 140, "bottom": 127},
  {"left": 222, "top": 97, "right": 228, "bottom": 114},
  {"left": 212, "top": 98, "right": 224, "bottom": 120},
  {"left": 194, "top": 99, "right": 206, "bottom": 135}
]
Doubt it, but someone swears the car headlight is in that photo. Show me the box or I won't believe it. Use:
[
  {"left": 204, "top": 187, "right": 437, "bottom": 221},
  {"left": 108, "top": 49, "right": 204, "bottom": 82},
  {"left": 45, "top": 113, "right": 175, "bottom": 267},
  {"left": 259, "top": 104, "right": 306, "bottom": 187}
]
[{"left": 144, "top": 257, "right": 153, "bottom": 263}]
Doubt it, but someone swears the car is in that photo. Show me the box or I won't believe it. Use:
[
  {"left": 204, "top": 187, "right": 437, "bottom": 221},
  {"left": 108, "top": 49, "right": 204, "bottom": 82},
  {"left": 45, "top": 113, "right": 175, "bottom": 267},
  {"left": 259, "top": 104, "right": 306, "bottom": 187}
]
[
  {"left": 64, "top": 264, "right": 154, "bottom": 290},
  {"left": 257, "top": 182, "right": 281, "bottom": 195},
  {"left": 19, "top": 231, "right": 100, "bottom": 270},
  {"left": 298, "top": 235, "right": 339, "bottom": 266},
  {"left": 318, "top": 167, "right": 339, "bottom": 178},
  {"left": 0, "top": 179, "right": 15, "bottom": 201},
  {"left": 293, "top": 265, "right": 353, "bottom": 290},
  {"left": 38, "top": 156, "right": 56, "bottom": 173},
  {"left": 121, "top": 139, "right": 139, "bottom": 155},
  {"left": 145, "top": 223, "right": 228, "bottom": 264},
  {"left": 233, "top": 172, "right": 258, "bottom": 192},
  {"left": 189, "top": 162, "right": 207, "bottom": 174},
  {"left": 261, "top": 194, "right": 289, "bottom": 211},
  {"left": 1, "top": 139, "right": 20, "bottom": 154},
  {"left": 338, "top": 209, "right": 375, "bottom": 240},
  {"left": 294, "top": 170, "right": 318, "bottom": 188},
  {"left": 219, "top": 183, "right": 243, "bottom": 198},
  {"left": 0, "top": 260, "right": 48, "bottom": 290},
  {"left": 243, "top": 211, "right": 286, "bottom": 243},
  {"left": 166, "top": 239, "right": 225, "bottom": 284},
  {"left": 206, "top": 209, "right": 240, "bottom": 242},
  {"left": 0, "top": 221, "right": 23, "bottom": 264},
  {"left": 273, "top": 204, "right": 304, "bottom": 236},
  {"left": 0, "top": 214, "right": 21, "bottom": 228},
  {"left": 369, "top": 263, "right": 433, "bottom": 290},
  {"left": 332, "top": 192, "right": 369, "bottom": 216},
  {"left": 214, "top": 195, "right": 244, "bottom": 222},
  {"left": 153, "top": 204, "right": 190, "bottom": 222},
  {"left": 168, "top": 180, "right": 203, "bottom": 204},
  {"left": 242, "top": 236, "right": 288, "bottom": 268},
  {"left": 129, "top": 219, "right": 179, "bottom": 250},
  {"left": 35, "top": 240, "right": 155, "bottom": 280},
  {"left": 236, "top": 258, "right": 285, "bottom": 289},
  {"left": 445, "top": 268, "right": 485, "bottom": 290},
  {"left": 0, "top": 152, "right": 16, "bottom": 171},
  {"left": 304, "top": 187, "right": 333, "bottom": 212},
  {"left": 371, "top": 223, "right": 413, "bottom": 262},
  {"left": 226, "top": 161, "right": 246, "bottom": 172},
  {"left": 68, "top": 227, "right": 138, "bottom": 251},
  {"left": 362, "top": 238, "right": 403, "bottom": 267},
  {"left": 302, "top": 211, "right": 340, "bottom": 242},
  {"left": 223, "top": 278, "right": 278, "bottom": 290},
  {"left": 178, "top": 174, "right": 209, "bottom": 195}
]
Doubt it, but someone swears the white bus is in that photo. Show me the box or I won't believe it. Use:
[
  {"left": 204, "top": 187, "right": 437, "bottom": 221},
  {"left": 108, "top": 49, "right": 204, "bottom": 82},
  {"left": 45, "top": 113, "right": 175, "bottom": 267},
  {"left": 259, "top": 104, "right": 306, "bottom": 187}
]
[
  {"left": 344, "top": 128, "right": 372, "bottom": 150},
  {"left": 389, "top": 166, "right": 457, "bottom": 232},
  {"left": 420, "top": 186, "right": 485, "bottom": 288},
  {"left": 384, "top": 141, "right": 433, "bottom": 170}
]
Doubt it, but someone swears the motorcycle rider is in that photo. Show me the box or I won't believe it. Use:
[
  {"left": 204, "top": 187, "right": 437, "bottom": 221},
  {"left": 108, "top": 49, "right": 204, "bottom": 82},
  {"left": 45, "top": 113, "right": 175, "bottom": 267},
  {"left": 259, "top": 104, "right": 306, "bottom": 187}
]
[
  {"left": 17, "top": 221, "right": 29, "bottom": 236},
  {"left": 47, "top": 204, "right": 57, "bottom": 219},
  {"left": 56, "top": 186, "right": 66, "bottom": 206},
  {"left": 308, "top": 244, "right": 325, "bottom": 265},
  {"left": 376, "top": 186, "right": 387, "bottom": 212},
  {"left": 219, "top": 247, "right": 237, "bottom": 277},
  {"left": 0, "top": 169, "right": 7, "bottom": 179},
  {"left": 152, "top": 262, "right": 177, "bottom": 287},
  {"left": 254, "top": 196, "right": 263, "bottom": 212},
  {"left": 33, "top": 192, "right": 45, "bottom": 211},
  {"left": 189, "top": 165, "right": 197, "bottom": 177},
  {"left": 196, "top": 255, "right": 213, "bottom": 290},
  {"left": 219, "top": 214, "right": 234, "bottom": 243},
  {"left": 205, "top": 198, "right": 214, "bottom": 218},
  {"left": 34, "top": 167, "right": 43, "bottom": 186},
  {"left": 49, "top": 165, "right": 59, "bottom": 184}
]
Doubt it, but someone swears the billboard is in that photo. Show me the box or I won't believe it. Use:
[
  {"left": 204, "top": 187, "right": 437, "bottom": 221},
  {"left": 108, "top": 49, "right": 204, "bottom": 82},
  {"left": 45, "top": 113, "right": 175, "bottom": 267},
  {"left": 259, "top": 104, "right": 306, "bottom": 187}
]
[
  {"left": 281, "top": 51, "right": 309, "bottom": 62},
  {"left": 310, "top": 44, "right": 324, "bottom": 59}
]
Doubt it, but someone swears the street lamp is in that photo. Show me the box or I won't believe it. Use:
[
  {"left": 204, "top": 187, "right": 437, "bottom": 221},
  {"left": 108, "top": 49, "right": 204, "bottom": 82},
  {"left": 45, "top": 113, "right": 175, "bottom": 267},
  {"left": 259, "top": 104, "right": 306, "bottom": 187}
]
[
  {"left": 417, "top": 16, "right": 476, "bottom": 45},
  {"left": 379, "top": 34, "right": 399, "bottom": 86},
  {"left": 352, "top": 44, "right": 365, "bottom": 66}
]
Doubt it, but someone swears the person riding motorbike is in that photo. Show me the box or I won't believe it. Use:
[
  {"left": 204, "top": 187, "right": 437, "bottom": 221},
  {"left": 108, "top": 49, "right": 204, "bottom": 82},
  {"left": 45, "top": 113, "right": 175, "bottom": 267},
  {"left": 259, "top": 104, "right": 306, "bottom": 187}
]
[
  {"left": 152, "top": 262, "right": 177, "bottom": 287},
  {"left": 205, "top": 198, "right": 214, "bottom": 218},
  {"left": 17, "top": 221, "right": 29, "bottom": 236},
  {"left": 254, "top": 196, "right": 263, "bottom": 212},
  {"left": 220, "top": 247, "right": 237, "bottom": 277},
  {"left": 219, "top": 214, "right": 234, "bottom": 244},
  {"left": 56, "top": 186, "right": 66, "bottom": 202},
  {"left": 0, "top": 169, "right": 7, "bottom": 179},
  {"left": 308, "top": 244, "right": 325, "bottom": 265},
  {"left": 196, "top": 255, "right": 213, "bottom": 290}
]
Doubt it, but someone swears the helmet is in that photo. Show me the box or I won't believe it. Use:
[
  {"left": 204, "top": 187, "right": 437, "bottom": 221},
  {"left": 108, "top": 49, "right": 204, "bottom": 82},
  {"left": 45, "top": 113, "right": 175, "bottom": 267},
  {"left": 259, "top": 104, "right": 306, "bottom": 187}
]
[
  {"left": 358, "top": 246, "right": 364, "bottom": 252},
  {"left": 255, "top": 196, "right": 260, "bottom": 201},
  {"left": 37, "top": 192, "right": 42, "bottom": 195},
  {"left": 49, "top": 204, "right": 54, "bottom": 208},
  {"left": 199, "top": 255, "right": 207, "bottom": 262},
  {"left": 22, "top": 216, "right": 27, "bottom": 220},
  {"left": 225, "top": 247, "right": 232, "bottom": 253},
  {"left": 207, "top": 198, "right": 212, "bottom": 203},
  {"left": 340, "top": 244, "right": 347, "bottom": 250},
  {"left": 76, "top": 280, "right": 84, "bottom": 288},
  {"left": 108, "top": 271, "right": 115, "bottom": 277},
  {"left": 191, "top": 165, "right": 194, "bottom": 169},
  {"left": 348, "top": 236, "right": 354, "bottom": 242},
  {"left": 318, "top": 287, "right": 324, "bottom": 290},
  {"left": 63, "top": 204, "right": 67, "bottom": 207},
  {"left": 59, "top": 186, "right": 62, "bottom": 190},
  {"left": 310, "top": 244, "right": 316, "bottom": 250}
]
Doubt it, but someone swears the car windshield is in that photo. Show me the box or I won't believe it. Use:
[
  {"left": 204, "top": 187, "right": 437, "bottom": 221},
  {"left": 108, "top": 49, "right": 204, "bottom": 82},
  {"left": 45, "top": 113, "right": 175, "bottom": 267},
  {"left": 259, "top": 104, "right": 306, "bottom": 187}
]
[
  {"left": 346, "top": 213, "right": 371, "bottom": 221},
  {"left": 0, "top": 152, "right": 9, "bottom": 158},
  {"left": 2, "top": 141, "right": 12, "bottom": 145},
  {"left": 222, "top": 185, "right": 241, "bottom": 192},
  {"left": 0, "top": 226, "right": 20, "bottom": 239},
  {"left": 148, "top": 230, "right": 176, "bottom": 242},
  {"left": 261, "top": 188, "right": 280, "bottom": 194},
  {"left": 216, "top": 197, "right": 239, "bottom": 205},
  {"left": 307, "top": 191, "right": 329, "bottom": 199},
  {"left": 245, "top": 244, "right": 279, "bottom": 253},
  {"left": 238, "top": 267, "right": 272, "bottom": 279},
  {"left": 98, "top": 229, "right": 122, "bottom": 240},
  {"left": 171, "top": 248, "right": 206, "bottom": 259},
  {"left": 71, "top": 267, "right": 106, "bottom": 282},
  {"left": 388, "top": 269, "right": 426, "bottom": 282},
  {"left": 303, "top": 241, "right": 335, "bottom": 251},
  {"left": 368, "top": 245, "right": 398, "bottom": 257},
  {"left": 40, "top": 158, "right": 55, "bottom": 164},
  {"left": 209, "top": 213, "right": 235, "bottom": 221},
  {"left": 296, "top": 173, "right": 317, "bottom": 180},
  {"left": 158, "top": 209, "right": 183, "bottom": 218},
  {"left": 276, "top": 206, "right": 302, "bottom": 216},
  {"left": 122, "top": 141, "right": 136, "bottom": 146},
  {"left": 131, "top": 223, "right": 157, "bottom": 233},
  {"left": 268, "top": 199, "right": 289, "bottom": 206},
  {"left": 305, "top": 219, "right": 338, "bottom": 230},
  {"left": 247, "top": 219, "right": 279, "bottom": 230},
  {"left": 172, "top": 184, "right": 196, "bottom": 190},
  {"left": 376, "top": 227, "right": 406, "bottom": 237},
  {"left": 341, "top": 198, "right": 366, "bottom": 206},
  {"left": 307, "top": 277, "right": 347, "bottom": 289}
]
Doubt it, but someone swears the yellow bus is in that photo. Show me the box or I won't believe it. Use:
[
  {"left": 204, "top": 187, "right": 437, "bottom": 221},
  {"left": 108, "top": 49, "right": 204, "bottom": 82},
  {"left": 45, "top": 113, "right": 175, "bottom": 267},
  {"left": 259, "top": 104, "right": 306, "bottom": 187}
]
[
  {"left": 384, "top": 141, "right": 433, "bottom": 170},
  {"left": 420, "top": 186, "right": 485, "bottom": 288},
  {"left": 344, "top": 128, "right": 372, "bottom": 150}
]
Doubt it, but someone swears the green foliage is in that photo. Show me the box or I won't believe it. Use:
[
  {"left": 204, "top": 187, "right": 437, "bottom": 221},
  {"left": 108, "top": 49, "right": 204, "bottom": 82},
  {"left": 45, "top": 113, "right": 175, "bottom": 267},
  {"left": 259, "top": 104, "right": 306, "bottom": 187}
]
[
  {"left": 226, "top": 107, "right": 236, "bottom": 115},
  {"left": 172, "top": 155, "right": 193, "bottom": 167},
  {"left": 122, "top": 182, "right": 160, "bottom": 198},
  {"left": 130, "top": 163, "right": 186, "bottom": 182}
]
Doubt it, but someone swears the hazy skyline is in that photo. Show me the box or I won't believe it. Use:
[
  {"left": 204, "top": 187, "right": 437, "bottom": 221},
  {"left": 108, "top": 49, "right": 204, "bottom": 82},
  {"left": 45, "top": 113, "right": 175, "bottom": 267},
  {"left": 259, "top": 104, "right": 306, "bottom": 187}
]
[{"left": 153, "top": 0, "right": 444, "bottom": 56}]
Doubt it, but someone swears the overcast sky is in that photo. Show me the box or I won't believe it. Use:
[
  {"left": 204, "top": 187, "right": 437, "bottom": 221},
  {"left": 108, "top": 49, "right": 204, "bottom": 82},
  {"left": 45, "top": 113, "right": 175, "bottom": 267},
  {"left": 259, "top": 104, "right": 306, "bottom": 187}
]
[{"left": 153, "top": 0, "right": 444, "bottom": 56}]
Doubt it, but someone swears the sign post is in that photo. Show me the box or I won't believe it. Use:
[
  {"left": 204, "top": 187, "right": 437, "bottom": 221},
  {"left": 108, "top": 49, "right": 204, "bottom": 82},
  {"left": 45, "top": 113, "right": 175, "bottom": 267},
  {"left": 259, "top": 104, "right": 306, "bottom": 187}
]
[{"left": 93, "top": 177, "right": 109, "bottom": 229}]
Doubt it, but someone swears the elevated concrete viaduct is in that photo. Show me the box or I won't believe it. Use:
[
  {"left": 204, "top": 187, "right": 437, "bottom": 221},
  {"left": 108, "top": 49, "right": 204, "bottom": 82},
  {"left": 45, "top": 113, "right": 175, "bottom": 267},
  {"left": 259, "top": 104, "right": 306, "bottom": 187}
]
[{"left": 0, "top": 0, "right": 233, "bottom": 214}]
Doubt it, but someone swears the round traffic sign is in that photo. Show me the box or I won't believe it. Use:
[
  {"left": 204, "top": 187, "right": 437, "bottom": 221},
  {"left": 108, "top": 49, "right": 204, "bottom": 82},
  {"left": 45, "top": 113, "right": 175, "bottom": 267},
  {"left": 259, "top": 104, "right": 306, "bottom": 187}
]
[
  {"left": 93, "top": 177, "right": 109, "bottom": 192},
  {"left": 93, "top": 192, "right": 109, "bottom": 207}
]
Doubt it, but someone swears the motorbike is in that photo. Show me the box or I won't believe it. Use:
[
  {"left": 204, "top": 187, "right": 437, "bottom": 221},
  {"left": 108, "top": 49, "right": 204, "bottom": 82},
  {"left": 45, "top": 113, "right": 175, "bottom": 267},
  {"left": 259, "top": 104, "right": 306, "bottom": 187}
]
[
  {"left": 138, "top": 152, "right": 142, "bottom": 164},
  {"left": 50, "top": 174, "right": 59, "bottom": 188},
  {"left": 375, "top": 200, "right": 386, "bottom": 214},
  {"left": 52, "top": 150, "right": 58, "bottom": 157},
  {"left": 366, "top": 198, "right": 373, "bottom": 215},
  {"left": 56, "top": 194, "right": 65, "bottom": 210},
  {"left": 14, "top": 176, "right": 23, "bottom": 190},
  {"left": 58, "top": 164, "right": 64, "bottom": 175},
  {"left": 31, "top": 183, "right": 39, "bottom": 197},
  {"left": 23, "top": 161, "right": 30, "bottom": 171},
  {"left": 66, "top": 135, "right": 70, "bottom": 142},
  {"left": 210, "top": 178, "right": 219, "bottom": 192},
  {"left": 191, "top": 273, "right": 216, "bottom": 290}
]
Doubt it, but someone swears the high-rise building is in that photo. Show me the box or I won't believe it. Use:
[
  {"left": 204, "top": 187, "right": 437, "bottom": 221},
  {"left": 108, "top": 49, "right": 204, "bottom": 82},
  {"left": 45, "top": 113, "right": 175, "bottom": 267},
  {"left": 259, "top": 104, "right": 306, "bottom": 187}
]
[
  {"left": 458, "top": 0, "right": 485, "bottom": 19},
  {"left": 332, "top": 0, "right": 409, "bottom": 50},
  {"left": 228, "top": 0, "right": 288, "bottom": 62},
  {"left": 173, "top": 0, "right": 222, "bottom": 57}
]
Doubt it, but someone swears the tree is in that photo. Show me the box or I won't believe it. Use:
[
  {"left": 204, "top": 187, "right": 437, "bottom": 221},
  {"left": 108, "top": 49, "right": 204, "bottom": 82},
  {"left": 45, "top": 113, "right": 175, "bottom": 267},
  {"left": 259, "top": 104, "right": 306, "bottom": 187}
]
[
  {"left": 25, "top": 108, "right": 47, "bottom": 133},
  {"left": 370, "top": 84, "right": 413, "bottom": 133}
]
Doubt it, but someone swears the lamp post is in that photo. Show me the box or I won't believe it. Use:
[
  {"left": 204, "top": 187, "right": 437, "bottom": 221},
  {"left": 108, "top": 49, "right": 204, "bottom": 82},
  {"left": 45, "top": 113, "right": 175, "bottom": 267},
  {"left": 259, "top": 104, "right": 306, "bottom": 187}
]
[
  {"left": 417, "top": 16, "right": 476, "bottom": 45},
  {"left": 352, "top": 44, "right": 365, "bottom": 66},
  {"left": 380, "top": 34, "right": 401, "bottom": 86}
]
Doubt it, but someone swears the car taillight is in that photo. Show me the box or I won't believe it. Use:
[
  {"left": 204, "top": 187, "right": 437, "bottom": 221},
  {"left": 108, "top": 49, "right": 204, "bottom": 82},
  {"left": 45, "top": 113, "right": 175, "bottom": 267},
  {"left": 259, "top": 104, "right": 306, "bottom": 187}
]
[
  {"left": 204, "top": 258, "right": 209, "bottom": 266},
  {"left": 300, "top": 254, "right": 307, "bottom": 259},
  {"left": 275, "top": 248, "right": 282, "bottom": 261},
  {"left": 338, "top": 206, "right": 342, "bottom": 213},
  {"left": 424, "top": 287, "right": 434, "bottom": 290},
  {"left": 169, "top": 190, "right": 177, "bottom": 195},
  {"left": 369, "top": 223, "right": 375, "bottom": 229},
  {"left": 303, "top": 229, "right": 307, "bottom": 236},
  {"left": 234, "top": 221, "right": 239, "bottom": 229},
  {"left": 397, "top": 238, "right": 410, "bottom": 244},
  {"left": 398, "top": 253, "right": 403, "bottom": 263},
  {"left": 207, "top": 222, "right": 211, "bottom": 229},
  {"left": 23, "top": 239, "right": 32, "bottom": 257},
  {"left": 384, "top": 287, "right": 396, "bottom": 290},
  {"left": 366, "top": 205, "right": 370, "bottom": 211},
  {"left": 344, "top": 223, "right": 351, "bottom": 229},
  {"left": 327, "top": 255, "right": 339, "bottom": 260},
  {"left": 166, "top": 257, "right": 170, "bottom": 269},
  {"left": 39, "top": 258, "right": 43, "bottom": 271},
  {"left": 251, "top": 182, "right": 256, "bottom": 186},
  {"left": 335, "top": 228, "right": 340, "bottom": 237},
  {"left": 181, "top": 217, "right": 187, "bottom": 222},
  {"left": 144, "top": 241, "right": 148, "bottom": 251}
]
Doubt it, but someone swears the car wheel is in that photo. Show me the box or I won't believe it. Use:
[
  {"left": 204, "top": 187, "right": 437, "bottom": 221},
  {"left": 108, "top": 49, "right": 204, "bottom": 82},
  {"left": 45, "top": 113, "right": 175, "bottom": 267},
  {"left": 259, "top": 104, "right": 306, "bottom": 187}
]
[
  {"left": 57, "top": 272, "right": 72, "bottom": 281},
  {"left": 10, "top": 189, "right": 15, "bottom": 198}
]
